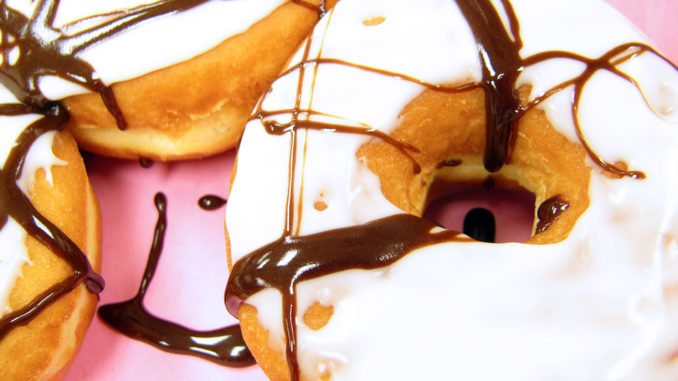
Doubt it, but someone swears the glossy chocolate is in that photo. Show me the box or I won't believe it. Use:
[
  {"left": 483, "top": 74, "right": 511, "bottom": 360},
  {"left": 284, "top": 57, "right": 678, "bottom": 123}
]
[
  {"left": 99, "top": 193, "right": 255, "bottom": 367},
  {"left": 0, "top": 0, "right": 219, "bottom": 347},
  {"left": 535, "top": 196, "right": 570, "bottom": 234}
]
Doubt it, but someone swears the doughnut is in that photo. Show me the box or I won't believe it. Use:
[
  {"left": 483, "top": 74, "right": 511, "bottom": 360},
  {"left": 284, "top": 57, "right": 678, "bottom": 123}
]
[
  {"left": 224, "top": 0, "right": 678, "bottom": 380},
  {"left": 0, "top": 94, "right": 102, "bottom": 377},
  {"left": 38, "top": 0, "right": 334, "bottom": 161}
]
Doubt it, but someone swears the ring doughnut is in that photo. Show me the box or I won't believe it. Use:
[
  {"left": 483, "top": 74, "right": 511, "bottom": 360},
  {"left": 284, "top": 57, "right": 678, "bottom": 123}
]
[
  {"left": 14, "top": 0, "right": 333, "bottom": 161},
  {"left": 0, "top": 92, "right": 102, "bottom": 378},
  {"left": 224, "top": 0, "right": 678, "bottom": 380}
]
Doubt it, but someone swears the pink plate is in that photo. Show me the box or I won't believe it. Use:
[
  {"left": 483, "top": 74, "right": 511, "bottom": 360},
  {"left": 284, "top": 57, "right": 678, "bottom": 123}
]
[{"left": 65, "top": 2, "right": 678, "bottom": 380}]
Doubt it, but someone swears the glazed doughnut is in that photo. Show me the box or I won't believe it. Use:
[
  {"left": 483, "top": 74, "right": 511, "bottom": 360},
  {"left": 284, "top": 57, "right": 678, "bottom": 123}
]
[
  {"left": 0, "top": 90, "right": 102, "bottom": 378},
  {"left": 224, "top": 0, "right": 678, "bottom": 380},
  {"left": 37, "top": 0, "right": 334, "bottom": 161}
]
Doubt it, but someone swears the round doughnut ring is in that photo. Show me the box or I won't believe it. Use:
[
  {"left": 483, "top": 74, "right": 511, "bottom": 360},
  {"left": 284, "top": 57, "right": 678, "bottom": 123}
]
[{"left": 225, "top": 0, "right": 678, "bottom": 380}]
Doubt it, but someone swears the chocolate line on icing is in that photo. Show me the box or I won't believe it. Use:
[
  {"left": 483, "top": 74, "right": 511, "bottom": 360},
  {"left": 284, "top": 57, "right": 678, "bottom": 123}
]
[
  {"left": 0, "top": 103, "right": 104, "bottom": 339},
  {"left": 99, "top": 193, "right": 254, "bottom": 367},
  {"left": 454, "top": 0, "right": 524, "bottom": 172},
  {"left": 198, "top": 194, "right": 227, "bottom": 211},
  {"left": 229, "top": 1, "right": 678, "bottom": 379}
]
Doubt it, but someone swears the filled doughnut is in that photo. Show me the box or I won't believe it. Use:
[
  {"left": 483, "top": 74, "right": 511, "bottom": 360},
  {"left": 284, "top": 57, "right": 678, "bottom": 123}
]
[
  {"left": 0, "top": 93, "right": 102, "bottom": 377},
  {"left": 42, "top": 0, "right": 334, "bottom": 161},
  {"left": 224, "top": 0, "right": 678, "bottom": 380}
]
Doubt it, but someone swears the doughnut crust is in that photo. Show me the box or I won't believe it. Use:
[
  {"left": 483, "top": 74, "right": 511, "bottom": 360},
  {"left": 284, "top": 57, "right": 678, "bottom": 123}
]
[
  {"left": 0, "top": 129, "right": 101, "bottom": 381},
  {"left": 65, "top": 0, "right": 336, "bottom": 161}
]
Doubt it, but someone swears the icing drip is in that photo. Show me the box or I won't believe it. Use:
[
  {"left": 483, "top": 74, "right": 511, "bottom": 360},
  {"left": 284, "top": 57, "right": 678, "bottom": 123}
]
[
  {"left": 453, "top": 0, "right": 524, "bottom": 172},
  {"left": 0, "top": 103, "right": 103, "bottom": 339},
  {"left": 99, "top": 193, "right": 254, "bottom": 367}
]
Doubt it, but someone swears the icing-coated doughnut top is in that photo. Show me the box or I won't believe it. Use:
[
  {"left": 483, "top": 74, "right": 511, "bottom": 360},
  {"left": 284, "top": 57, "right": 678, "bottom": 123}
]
[{"left": 225, "top": 0, "right": 678, "bottom": 379}]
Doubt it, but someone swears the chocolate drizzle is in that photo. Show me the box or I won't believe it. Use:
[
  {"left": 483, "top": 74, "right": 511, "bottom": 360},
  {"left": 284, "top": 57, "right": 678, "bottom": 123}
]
[
  {"left": 198, "top": 194, "right": 227, "bottom": 211},
  {"left": 227, "top": 1, "right": 678, "bottom": 380},
  {"left": 0, "top": 0, "right": 222, "bottom": 347},
  {"left": 535, "top": 196, "right": 569, "bottom": 234},
  {"left": 0, "top": 103, "right": 104, "bottom": 339},
  {"left": 99, "top": 193, "right": 255, "bottom": 367}
]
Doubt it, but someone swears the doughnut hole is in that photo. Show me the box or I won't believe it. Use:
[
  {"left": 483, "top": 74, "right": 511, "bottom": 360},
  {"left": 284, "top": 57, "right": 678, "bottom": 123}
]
[
  {"left": 424, "top": 179, "right": 536, "bottom": 242},
  {"left": 357, "top": 86, "right": 591, "bottom": 244}
]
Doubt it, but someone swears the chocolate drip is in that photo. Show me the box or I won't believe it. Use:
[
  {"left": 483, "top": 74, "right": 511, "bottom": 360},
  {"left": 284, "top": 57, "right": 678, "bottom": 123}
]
[
  {"left": 0, "top": 0, "right": 214, "bottom": 129},
  {"left": 225, "top": 214, "right": 463, "bottom": 380},
  {"left": 454, "top": 0, "right": 524, "bottom": 172},
  {"left": 535, "top": 196, "right": 569, "bottom": 234},
  {"left": 463, "top": 207, "right": 496, "bottom": 242},
  {"left": 139, "top": 157, "right": 155, "bottom": 169},
  {"left": 0, "top": 103, "right": 104, "bottom": 339},
  {"left": 198, "top": 194, "right": 227, "bottom": 211},
  {"left": 99, "top": 193, "right": 254, "bottom": 367},
  {"left": 437, "top": 158, "right": 463, "bottom": 168}
]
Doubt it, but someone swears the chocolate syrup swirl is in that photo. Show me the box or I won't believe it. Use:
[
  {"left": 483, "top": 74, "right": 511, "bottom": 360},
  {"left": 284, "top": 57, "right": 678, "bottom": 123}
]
[
  {"left": 0, "top": 0, "right": 214, "bottom": 129},
  {"left": 99, "top": 193, "right": 254, "bottom": 367},
  {"left": 0, "top": 103, "right": 104, "bottom": 339},
  {"left": 229, "top": 1, "right": 678, "bottom": 380},
  {"left": 198, "top": 194, "right": 227, "bottom": 211}
]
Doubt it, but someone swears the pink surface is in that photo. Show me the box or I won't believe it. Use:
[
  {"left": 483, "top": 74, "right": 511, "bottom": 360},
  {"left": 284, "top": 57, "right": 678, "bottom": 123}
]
[{"left": 65, "top": 3, "right": 677, "bottom": 381}]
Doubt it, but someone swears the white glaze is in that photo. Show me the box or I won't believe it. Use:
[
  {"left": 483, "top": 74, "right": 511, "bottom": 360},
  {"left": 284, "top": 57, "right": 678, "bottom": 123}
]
[
  {"left": 0, "top": 87, "right": 66, "bottom": 317},
  {"left": 4, "top": 0, "right": 286, "bottom": 99},
  {"left": 225, "top": 0, "right": 678, "bottom": 379}
]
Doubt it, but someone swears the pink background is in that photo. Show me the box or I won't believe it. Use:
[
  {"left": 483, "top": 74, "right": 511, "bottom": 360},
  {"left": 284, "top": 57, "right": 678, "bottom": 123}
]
[{"left": 65, "top": 2, "right": 677, "bottom": 380}]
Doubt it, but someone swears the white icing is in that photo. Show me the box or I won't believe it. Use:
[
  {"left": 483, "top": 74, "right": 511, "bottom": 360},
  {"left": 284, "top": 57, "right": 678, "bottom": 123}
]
[
  {"left": 4, "top": 0, "right": 286, "bottom": 99},
  {"left": 225, "top": 0, "right": 678, "bottom": 379},
  {"left": 0, "top": 87, "right": 66, "bottom": 317}
]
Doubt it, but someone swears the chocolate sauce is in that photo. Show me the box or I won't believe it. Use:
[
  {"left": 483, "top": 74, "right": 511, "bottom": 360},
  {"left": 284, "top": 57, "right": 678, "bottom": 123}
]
[
  {"left": 225, "top": 214, "right": 464, "bottom": 380},
  {"left": 437, "top": 158, "right": 463, "bottom": 168},
  {"left": 139, "top": 157, "right": 155, "bottom": 169},
  {"left": 99, "top": 193, "right": 254, "bottom": 367},
  {"left": 198, "top": 194, "right": 227, "bottom": 211},
  {"left": 535, "top": 196, "right": 570, "bottom": 234},
  {"left": 0, "top": 103, "right": 104, "bottom": 339},
  {"left": 463, "top": 207, "right": 496, "bottom": 242}
]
